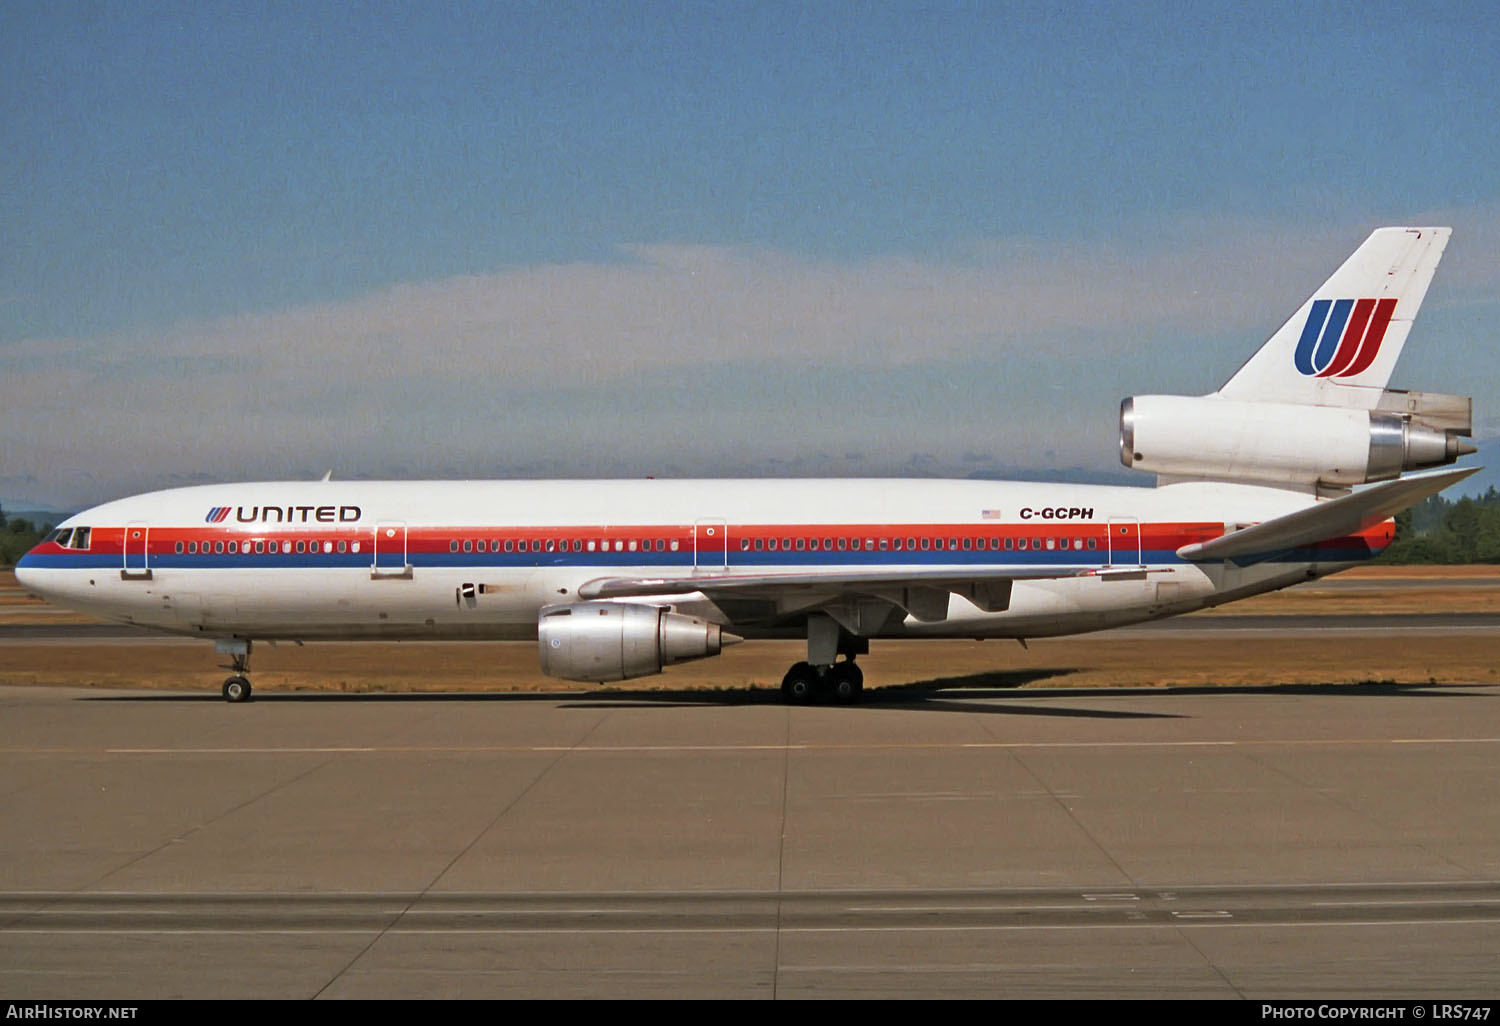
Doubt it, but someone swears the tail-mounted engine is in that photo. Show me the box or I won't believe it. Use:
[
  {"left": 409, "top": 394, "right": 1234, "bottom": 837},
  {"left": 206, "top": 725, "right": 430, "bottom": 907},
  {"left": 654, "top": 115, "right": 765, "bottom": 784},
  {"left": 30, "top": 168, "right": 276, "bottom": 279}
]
[
  {"left": 537, "top": 601, "right": 739, "bottom": 683},
  {"left": 1120, "top": 391, "right": 1474, "bottom": 489}
]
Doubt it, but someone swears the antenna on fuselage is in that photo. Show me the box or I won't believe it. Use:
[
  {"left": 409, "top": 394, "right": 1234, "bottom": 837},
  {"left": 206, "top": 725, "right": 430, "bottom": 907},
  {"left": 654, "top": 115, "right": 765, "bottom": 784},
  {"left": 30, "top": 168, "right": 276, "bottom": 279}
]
[{"left": 321, "top": 470, "right": 333, "bottom": 482}]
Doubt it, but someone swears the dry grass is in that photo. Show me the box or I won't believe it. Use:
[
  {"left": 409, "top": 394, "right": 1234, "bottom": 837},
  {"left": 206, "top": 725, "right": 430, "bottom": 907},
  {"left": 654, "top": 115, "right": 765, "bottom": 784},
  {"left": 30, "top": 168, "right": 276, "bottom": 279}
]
[{"left": 2, "top": 568, "right": 1496, "bottom": 695}]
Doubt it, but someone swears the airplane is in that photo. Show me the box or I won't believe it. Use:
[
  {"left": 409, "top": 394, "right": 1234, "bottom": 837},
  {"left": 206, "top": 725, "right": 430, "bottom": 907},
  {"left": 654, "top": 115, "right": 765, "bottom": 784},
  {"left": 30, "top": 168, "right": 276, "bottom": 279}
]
[{"left": 15, "top": 226, "right": 1480, "bottom": 704}]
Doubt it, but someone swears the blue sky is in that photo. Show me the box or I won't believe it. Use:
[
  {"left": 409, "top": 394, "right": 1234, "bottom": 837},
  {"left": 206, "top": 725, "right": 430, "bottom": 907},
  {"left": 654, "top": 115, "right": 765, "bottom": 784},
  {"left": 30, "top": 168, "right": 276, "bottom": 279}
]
[{"left": 3, "top": 1, "right": 1499, "bottom": 507}]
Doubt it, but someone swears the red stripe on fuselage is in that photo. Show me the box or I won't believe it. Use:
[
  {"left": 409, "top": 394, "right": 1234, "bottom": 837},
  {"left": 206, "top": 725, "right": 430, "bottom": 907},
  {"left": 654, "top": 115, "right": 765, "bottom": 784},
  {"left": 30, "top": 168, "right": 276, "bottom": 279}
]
[{"left": 33, "top": 519, "right": 1393, "bottom": 561}]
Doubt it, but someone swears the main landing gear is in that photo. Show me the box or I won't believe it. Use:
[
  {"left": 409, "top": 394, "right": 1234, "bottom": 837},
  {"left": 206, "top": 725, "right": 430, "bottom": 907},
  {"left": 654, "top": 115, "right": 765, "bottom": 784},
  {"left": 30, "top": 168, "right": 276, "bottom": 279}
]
[
  {"left": 216, "top": 638, "right": 253, "bottom": 703},
  {"left": 780, "top": 659, "right": 864, "bottom": 705},
  {"left": 780, "top": 614, "right": 868, "bottom": 705}
]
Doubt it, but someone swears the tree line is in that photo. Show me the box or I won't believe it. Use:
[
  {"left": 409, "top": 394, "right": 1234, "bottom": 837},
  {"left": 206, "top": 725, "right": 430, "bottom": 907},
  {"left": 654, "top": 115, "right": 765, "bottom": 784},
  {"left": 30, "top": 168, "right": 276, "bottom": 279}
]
[
  {"left": 0, "top": 505, "right": 53, "bottom": 567},
  {"left": 1379, "top": 486, "right": 1500, "bottom": 564}
]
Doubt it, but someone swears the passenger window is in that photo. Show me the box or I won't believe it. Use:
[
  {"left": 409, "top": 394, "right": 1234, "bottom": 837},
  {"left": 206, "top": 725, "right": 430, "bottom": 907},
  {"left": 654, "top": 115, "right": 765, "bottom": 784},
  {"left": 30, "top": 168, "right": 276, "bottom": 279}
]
[
  {"left": 796, "top": 538, "right": 806, "bottom": 551},
  {"left": 1088, "top": 538, "right": 1098, "bottom": 550},
  {"left": 1032, "top": 538, "right": 1041, "bottom": 550},
  {"left": 450, "top": 540, "right": 459, "bottom": 553},
  {"left": 175, "top": 541, "right": 184, "bottom": 554},
  {"left": 337, "top": 541, "right": 347, "bottom": 554},
  {"left": 740, "top": 539, "right": 751, "bottom": 551},
  {"left": 768, "top": 538, "right": 778, "bottom": 551},
  {"left": 754, "top": 538, "right": 764, "bottom": 551},
  {"left": 323, "top": 541, "right": 333, "bottom": 554},
  {"left": 670, "top": 540, "right": 680, "bottom": 552},
  {"left": 223, "top": 541, "right": 233, "bottom": 554},
  {"left": 823, "top": 538, "right": 833, "bottom": 550},
  {"left": 463, "top": 540, "right": 473, "bottom": 553},
  {"left": 1018, "top": 538, "right": 1028, "bottom": 550},
  {"left": 1004, "top": 538, "right": 1014, "bottom": 551},
  {"left": 1046, "top": 538, "right": 1056, "bottom": 550},
  {"left": 962, "top": 538, "right": 972, "bottom": 551},
  {"left": 837, "top": 538, "right": 848, "bottom": 551},
  {"left": 809, "top": 538, "right": 820, "bottom": 551}
]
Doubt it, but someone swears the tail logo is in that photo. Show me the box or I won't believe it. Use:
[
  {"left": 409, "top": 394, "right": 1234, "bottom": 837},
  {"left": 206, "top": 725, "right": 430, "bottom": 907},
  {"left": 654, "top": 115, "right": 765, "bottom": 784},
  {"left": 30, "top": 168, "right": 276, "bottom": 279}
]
[
  {"left": 1293, "top": 297, "right": 1398, "bottom": 377},
  {"left": 205, "top": 507, "right": 232, "bottom": 523}
]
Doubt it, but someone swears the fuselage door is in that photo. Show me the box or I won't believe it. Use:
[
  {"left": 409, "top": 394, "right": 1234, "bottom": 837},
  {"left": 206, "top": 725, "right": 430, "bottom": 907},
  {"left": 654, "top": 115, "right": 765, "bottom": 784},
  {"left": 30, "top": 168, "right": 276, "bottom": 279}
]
[
  {"left": 372, "top": 522, "right": 412, "bottom": 579},
  {"left": 122, "top": 522, "right": 152, "bottom": 579},
  {"left": 694, "top": 519, "right": 728, "bottom": 571},
  {"left": 1107, "top": 517, "right": 1143, "bottom": 568}
]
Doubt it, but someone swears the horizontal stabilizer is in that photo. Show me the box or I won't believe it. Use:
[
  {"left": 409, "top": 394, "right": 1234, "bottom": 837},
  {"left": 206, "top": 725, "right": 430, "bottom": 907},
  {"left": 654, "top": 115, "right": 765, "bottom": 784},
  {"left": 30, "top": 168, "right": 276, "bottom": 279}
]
[{"left": 1176, "top": 465, "right": 1479, "bottom": 561}]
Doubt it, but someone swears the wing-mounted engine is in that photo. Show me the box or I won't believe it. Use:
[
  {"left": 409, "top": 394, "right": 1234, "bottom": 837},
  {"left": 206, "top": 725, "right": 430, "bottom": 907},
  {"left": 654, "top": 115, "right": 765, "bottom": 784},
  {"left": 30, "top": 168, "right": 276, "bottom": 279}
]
[
  {"left": 1120, "top": 391, "right": 1474, "bottom": 490},
  {"left": 537, "top": 601, "right": 741, "bottom": 683}
]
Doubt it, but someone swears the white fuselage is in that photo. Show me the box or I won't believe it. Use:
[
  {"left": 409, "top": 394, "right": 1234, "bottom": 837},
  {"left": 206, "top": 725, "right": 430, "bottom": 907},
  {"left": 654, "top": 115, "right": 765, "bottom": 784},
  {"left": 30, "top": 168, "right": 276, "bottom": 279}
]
[{"left": 16, "top": 477, "right": 1388, "bottom": 643}]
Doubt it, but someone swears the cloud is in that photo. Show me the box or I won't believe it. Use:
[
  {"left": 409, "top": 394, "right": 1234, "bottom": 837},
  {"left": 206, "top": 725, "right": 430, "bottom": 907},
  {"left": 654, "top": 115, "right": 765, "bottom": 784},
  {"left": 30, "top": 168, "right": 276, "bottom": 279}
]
[{"left": 5, "top": 213, "right": 1497, "bottom": 505}]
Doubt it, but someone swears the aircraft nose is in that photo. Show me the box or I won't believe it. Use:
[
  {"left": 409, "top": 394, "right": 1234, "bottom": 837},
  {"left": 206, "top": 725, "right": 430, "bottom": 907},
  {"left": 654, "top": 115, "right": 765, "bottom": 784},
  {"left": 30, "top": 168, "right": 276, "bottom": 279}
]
[{"left": 13, "top": 548, "right": 46, "bottom": 596}]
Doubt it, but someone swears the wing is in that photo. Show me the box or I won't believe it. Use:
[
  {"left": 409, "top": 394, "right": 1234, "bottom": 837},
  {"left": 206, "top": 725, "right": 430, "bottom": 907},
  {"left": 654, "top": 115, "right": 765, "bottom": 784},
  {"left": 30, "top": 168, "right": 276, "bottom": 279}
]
[
  {"left": 1176, "top": 465, "right": 1479, "bottom": 561},
  {"left": 577, "top": 565, "right": 1092, "bottom": 634}
]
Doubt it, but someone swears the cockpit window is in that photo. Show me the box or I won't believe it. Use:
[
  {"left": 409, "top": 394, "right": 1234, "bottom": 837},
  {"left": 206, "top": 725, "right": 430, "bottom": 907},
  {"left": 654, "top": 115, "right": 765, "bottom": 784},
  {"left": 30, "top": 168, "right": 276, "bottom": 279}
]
[
  {"left": 49, "top": 528, "right": 92, "bottom": 549},
  {"left": 51, "top": 529, "right": 72, "bottom": 545},
  {"left": 72, "top": 528, "right": 90, "bottom": 550}
]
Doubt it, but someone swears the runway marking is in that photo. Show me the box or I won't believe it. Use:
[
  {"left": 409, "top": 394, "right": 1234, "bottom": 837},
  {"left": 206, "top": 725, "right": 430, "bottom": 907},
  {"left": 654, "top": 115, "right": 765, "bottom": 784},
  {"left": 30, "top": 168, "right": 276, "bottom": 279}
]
[
  {"left": 30, "top": 737, "right": 1492, "bottom": 755},
  {"left": 6, "top": 918, "right": 1500, "bottom": 936},
  {"left": 0, "top": 735, "right": 1498, "bottom": 756}
]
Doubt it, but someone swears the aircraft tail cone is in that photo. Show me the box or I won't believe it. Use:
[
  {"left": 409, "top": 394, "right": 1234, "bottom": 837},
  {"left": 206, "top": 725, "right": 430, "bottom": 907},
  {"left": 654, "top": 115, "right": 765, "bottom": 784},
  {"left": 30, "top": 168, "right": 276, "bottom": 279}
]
[{"left": 720, "top": 631, "right": 745, "bottom": 648}]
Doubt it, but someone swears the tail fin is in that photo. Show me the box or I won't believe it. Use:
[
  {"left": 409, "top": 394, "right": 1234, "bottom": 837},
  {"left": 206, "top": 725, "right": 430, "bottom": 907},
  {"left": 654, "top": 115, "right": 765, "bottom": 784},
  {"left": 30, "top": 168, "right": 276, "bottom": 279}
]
[{"left": 1216, "top": 226, "right": 1451, "bottom": 408}]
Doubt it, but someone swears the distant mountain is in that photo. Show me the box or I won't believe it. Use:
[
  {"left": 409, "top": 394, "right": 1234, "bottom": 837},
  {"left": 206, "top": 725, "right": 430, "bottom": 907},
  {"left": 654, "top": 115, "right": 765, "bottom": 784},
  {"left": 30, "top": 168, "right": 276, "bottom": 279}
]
[
  {"left": 965, "top": 466, "right": 1144, "bottom": 487},
  {"left": 0, "top": 506, "right": 73, "bottom": 529}
]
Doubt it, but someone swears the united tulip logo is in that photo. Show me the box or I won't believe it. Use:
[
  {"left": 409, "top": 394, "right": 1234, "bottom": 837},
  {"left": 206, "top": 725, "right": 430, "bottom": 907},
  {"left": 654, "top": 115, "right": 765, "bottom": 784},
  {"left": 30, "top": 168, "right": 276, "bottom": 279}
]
[{"left": 1293, "top": 298, "right": 1397, "bottom": 378}]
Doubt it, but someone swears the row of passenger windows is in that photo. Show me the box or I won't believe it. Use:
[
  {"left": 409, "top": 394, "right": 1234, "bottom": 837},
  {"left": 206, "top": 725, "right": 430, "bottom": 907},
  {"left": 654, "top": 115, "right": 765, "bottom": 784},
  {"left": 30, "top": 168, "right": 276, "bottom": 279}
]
[
  {"left": 739, "top": 536, "right": 1099, "bottom": 553},
  {"left": 442, "top": 535, "right": 1101, "bottom": 554},
  {"left": 450, "top": 538, "right": 682, "bottom": 554},
  {"left": 174, "top": 539, "right": 359, "bottom": 555}
]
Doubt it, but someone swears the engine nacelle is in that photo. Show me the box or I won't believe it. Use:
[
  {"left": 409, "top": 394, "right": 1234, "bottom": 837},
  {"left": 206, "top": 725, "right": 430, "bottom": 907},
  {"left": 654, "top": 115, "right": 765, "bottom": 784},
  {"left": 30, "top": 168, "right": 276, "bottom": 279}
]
[
  {"left": 1120, "top": 395, "right": 1472, "bottom": 488},
  {"left": 537, "top": 601, "right": 736, "bottom": 683}
]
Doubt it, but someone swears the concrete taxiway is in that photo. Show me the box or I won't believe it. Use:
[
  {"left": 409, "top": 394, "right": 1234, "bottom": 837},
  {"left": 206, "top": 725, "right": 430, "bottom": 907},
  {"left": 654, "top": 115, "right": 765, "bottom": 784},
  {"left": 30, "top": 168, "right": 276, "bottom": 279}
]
[{"left": 1, "top": 681, "right": 1498, "bottom": 998}]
